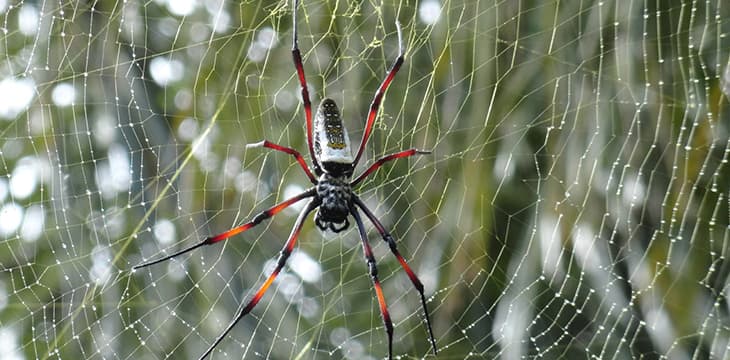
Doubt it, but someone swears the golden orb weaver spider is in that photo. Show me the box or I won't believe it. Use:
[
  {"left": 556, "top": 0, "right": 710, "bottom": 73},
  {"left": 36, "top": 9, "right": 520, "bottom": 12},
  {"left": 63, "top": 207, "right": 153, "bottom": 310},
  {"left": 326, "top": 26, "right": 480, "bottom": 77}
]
[{"left": 134, "top": 1, "right": 436, "bottom": 359}]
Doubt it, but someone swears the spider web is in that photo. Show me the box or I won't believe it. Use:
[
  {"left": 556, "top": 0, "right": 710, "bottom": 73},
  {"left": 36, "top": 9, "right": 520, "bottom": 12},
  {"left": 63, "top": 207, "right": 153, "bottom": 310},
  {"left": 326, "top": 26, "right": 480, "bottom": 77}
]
[{"left": 1, "top": 0, "right": 729, "bottom": 359}]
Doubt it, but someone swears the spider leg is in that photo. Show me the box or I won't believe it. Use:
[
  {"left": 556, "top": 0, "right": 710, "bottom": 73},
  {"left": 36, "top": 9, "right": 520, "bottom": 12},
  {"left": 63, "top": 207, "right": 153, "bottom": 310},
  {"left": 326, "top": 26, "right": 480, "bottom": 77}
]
[
  {"left": 198, "top": 199, "right": 317, "bottom": 360},
  {"left": 133, "top": 189, "right": 315, "bottom": 270},
  {"left": 354, "top": 197, "right": 438, "bottom": 355},
  {"left": 352, "top": 20, "right": 405, "bottom": 167},
  {"left": 292, "top": 0, "right": 321, "bottom": 174},
  {"left": 351, "top": 208, "right": 394, "bottom": 360},
  {"left": 351, "top": 148, "right": 430, "bottom": 187},
  {"left": 247, "top": 140, "right": 316, "bottom": 183}
]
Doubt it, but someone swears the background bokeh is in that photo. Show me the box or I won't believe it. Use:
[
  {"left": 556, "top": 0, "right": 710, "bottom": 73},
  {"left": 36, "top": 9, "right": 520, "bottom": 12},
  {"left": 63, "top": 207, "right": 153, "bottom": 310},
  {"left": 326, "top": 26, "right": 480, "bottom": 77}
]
[{"left": 1, "top": 0, "right": 729, "bottom": 359}]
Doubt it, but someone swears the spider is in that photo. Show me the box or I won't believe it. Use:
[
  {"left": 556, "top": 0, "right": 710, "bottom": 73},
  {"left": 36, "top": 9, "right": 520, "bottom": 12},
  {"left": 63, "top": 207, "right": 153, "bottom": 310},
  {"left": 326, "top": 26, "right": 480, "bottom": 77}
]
[{"left": 133, "top": 1, "right": 436, "bottom": 359}]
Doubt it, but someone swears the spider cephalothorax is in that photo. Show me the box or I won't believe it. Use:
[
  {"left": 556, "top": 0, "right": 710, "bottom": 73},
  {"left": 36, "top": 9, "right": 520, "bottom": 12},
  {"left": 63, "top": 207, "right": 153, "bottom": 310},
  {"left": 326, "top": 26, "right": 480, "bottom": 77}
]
[
  {"left": 315, "top": 173, "right": 352, "bottom": 232},
  {"left": 134, "top": 1, "right": 436, "bottom": 359}
]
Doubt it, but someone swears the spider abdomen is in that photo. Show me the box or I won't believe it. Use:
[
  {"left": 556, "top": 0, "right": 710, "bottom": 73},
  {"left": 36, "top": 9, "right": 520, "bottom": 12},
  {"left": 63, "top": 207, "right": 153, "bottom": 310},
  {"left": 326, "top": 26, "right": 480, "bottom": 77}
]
[
  {"left": 314, "top": 98, "right": 354, "bottom": 173},
  {"left": 315, "top": 174, "right": 352, "bottom": 232}
]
